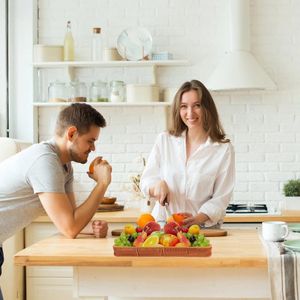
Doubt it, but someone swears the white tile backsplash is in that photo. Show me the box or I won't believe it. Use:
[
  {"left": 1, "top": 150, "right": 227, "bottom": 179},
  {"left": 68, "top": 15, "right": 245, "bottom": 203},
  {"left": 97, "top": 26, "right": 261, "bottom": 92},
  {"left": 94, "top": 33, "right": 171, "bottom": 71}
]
[{"left": 36, "top": 0, "right": 300, "bottom": 207}]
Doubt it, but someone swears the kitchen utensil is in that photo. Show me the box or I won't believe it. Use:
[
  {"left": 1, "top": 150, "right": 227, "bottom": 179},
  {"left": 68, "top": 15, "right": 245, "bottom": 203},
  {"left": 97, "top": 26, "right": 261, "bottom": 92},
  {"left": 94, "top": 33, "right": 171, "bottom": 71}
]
[
  {"left": 100, "top": 197, "right": 117, "bottom": 205},
  {"left": 117, "top": 27, "right": 152, "bottom": 61},
  {"left": 97, "top": 204, "right": 124, "bottom": 212},
  {"left": 288, "top": 223, "right": 300, "bottom": 233},
  {"left": 156, "top": 198, "right": 170, "bottom": 227},
  {"left": 262, "top": 221, "right": 289, "bottom": 242},
  {"left": 283, "top": 240, "right": 300, "bottom": 252},
  {"left": 164, "top": 201, "right": 171, "bottom": 220}
]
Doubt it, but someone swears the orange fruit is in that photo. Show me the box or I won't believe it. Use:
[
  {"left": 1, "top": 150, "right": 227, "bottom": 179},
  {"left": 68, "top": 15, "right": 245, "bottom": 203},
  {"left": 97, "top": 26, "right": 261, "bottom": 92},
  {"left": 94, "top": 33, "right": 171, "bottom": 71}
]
[
  {"left": 137, "top": 213, "right": 155, "bottom": 229},
  {"left": 172, "top": 213, "right": 189, "bottom": 225},
  {"left": 89, "top": 157, "right": 102, "bottom": 174}
]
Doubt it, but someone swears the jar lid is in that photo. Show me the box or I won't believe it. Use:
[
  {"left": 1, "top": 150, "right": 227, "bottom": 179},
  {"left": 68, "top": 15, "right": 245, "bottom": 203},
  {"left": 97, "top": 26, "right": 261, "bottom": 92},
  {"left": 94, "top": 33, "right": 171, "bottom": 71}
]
[{"left": 93, "top": 27, "right": 101, "bottom": 34}]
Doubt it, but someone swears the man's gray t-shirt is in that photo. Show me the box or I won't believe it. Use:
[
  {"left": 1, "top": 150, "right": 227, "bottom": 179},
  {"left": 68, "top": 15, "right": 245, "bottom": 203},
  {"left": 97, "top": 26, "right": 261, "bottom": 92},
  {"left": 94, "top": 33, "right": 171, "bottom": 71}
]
[{"left": 0, "top": 140, "right": 73, "bottom": 244}]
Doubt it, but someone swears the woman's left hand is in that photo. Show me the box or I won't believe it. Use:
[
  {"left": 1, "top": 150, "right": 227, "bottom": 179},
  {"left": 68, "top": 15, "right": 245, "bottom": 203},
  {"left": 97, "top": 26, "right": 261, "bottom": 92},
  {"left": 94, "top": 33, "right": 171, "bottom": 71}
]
[
  {"left": 92, "top": 220, "right": 108, "bottom": 238},
  {"left": 183, "top": 213, "right": 209, "bottom": 227}
]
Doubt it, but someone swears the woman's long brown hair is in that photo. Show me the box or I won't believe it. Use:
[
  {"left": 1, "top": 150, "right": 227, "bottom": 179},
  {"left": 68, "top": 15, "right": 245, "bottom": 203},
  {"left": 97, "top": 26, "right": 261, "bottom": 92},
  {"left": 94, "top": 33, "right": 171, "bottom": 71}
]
[{"left": 168, "top": 80, "right": 229, "bottom": 143}]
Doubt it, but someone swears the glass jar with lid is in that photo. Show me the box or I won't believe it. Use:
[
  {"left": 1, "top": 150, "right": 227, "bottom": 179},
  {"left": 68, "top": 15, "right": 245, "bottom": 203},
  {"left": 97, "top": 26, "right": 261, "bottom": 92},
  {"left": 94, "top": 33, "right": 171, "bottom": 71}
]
[
  {"left": 48, "top": 81, "right": 67, "bottom": 102},
  {"left": 69, "top": 81, "right": 87, "bottom": 102},
  {"left": 89, "top": 81, "right": 108, "bottom": 102},
  {"left": 109, "top": 80, "right": 125, "bottom": 102}
]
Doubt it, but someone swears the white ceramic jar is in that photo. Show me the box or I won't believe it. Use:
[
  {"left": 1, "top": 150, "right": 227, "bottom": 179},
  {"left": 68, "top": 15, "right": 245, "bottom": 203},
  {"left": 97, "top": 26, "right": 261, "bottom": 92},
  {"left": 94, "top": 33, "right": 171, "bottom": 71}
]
[
  {"left": 33, "top": 45, "right": 63, "bottom": 62},
  {"left": 126, "top": 84, "right": 159, "bottom": 103}
]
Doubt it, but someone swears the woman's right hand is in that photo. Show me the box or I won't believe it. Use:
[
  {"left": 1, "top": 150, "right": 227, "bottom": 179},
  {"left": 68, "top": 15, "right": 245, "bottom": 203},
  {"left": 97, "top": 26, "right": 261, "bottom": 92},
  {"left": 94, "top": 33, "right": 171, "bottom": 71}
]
[
  {"left": 153, "top": 180, "right": 169, "bottom": 205},
  {"left": 88, "top": 159, "right": 112, "bottom": 186}
]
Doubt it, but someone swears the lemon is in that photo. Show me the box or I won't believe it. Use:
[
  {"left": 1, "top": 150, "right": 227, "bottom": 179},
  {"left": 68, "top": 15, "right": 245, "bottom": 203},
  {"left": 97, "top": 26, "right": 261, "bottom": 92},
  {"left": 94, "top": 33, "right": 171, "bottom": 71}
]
[
  {"left": 188, "top": 224, "right": 200, "bottom": 235},
  {"left": 142, "top": 235, "right": 160, "bottom": 247},
  {"left": 124, "top": 224, "right": 136, "bottom": 235}
]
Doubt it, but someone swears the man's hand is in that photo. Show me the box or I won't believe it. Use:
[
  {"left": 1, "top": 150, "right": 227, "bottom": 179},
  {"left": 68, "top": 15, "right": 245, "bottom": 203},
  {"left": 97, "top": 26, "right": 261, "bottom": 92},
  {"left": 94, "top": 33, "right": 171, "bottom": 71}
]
[
  {"left": 92, "top": 220, "right": 108, "bottom": 238},
  {"left": 88, "top": 159, "right": 112, "bottom": 186}
]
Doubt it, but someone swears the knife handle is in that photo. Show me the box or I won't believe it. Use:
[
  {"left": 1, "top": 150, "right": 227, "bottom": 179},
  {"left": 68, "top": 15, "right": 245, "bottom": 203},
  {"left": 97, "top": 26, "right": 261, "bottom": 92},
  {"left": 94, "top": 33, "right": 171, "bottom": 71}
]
[{"left": 162, "top": 197, "right": 169, "bottom": 206}]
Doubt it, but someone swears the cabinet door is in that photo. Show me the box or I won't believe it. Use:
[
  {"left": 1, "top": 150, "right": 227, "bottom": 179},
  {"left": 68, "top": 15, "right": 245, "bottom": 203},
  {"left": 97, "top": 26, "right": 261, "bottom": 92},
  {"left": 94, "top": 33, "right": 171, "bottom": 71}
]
[
  {"left": 0, "top": 230, "right": 24, "bottom": 300},
  {"left": 25, "top": 223, "right": 73, "bottom": 300},
  {"left": 27, "top": 277, "right": 73, "bottom": 300}
]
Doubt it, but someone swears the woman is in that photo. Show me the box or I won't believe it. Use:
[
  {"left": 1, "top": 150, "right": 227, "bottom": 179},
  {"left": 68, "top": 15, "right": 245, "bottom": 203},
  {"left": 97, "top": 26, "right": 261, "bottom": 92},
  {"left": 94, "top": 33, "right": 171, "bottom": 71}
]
[{"left": 140, "top": 80, "right": 235, "bottom": 228}]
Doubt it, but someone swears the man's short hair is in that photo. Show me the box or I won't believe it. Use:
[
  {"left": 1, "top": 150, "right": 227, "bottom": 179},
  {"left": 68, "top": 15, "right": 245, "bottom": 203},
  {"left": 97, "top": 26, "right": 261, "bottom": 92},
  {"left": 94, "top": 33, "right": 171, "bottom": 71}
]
[{"left": 55, "top": 103, "right": 106, "bottom": 136}]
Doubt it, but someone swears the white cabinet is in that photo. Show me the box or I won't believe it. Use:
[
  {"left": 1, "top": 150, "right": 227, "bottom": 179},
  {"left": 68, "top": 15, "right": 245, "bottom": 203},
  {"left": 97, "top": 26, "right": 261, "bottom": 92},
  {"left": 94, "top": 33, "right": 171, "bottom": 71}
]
[
  {"left": 24, "top": 221, "right": 129, "bottom": 300},
  {"left": 25, "top": 223, "right": 73, "bottom": 300},
  {"left": 0, "top": 231, "right": 24, "bottom": 300}
]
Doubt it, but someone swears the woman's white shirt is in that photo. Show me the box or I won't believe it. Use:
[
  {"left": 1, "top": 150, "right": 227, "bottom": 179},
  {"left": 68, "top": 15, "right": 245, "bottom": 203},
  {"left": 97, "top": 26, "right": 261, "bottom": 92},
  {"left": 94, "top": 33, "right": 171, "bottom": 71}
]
[{"left": 140, "top": 131, "right": 235, "bottom": 227}]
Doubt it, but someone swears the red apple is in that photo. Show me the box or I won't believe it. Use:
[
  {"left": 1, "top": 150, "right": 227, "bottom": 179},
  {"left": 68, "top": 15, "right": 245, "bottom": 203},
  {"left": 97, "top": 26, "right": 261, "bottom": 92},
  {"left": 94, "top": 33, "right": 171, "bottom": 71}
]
[
  {"left": 143, "top": 221, "right": 161, "bottom": 236},
  {"left": 159, "top": 234, "right": 179, "bottom": 247},
  {"left": 133, "top": 232, "right": 147, "bottom": 247},
  {"left": 163, "top": 222, "right": 181, "bottom": 235}
]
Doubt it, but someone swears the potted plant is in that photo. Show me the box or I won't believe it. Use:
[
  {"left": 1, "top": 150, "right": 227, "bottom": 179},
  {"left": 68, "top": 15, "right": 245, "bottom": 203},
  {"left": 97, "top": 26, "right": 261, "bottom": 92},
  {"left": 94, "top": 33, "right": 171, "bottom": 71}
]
[{"left": 283, "top": 179, "right": 300, "bottom": 210}]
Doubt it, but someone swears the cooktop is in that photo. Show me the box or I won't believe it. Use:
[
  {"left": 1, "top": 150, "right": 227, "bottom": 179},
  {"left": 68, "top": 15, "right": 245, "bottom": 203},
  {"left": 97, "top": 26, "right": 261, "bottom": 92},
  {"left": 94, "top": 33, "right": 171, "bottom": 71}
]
[{"left": 226, "top": 204, "right": 268, "bottom": 214}]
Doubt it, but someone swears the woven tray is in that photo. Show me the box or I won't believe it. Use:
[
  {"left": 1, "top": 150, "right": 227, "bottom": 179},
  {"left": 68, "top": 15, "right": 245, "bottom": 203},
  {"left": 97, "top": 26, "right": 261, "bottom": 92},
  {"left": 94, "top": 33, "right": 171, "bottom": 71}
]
[{"left": 113, "top": 245, "right": 212, "bottom": 257}]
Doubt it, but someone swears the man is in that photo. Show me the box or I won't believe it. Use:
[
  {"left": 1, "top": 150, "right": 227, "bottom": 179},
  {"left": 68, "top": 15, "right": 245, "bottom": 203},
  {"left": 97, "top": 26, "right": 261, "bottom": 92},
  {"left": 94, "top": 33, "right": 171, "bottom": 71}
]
[{"left": 0, "top": 103, "right": 112, "bottom": 298}]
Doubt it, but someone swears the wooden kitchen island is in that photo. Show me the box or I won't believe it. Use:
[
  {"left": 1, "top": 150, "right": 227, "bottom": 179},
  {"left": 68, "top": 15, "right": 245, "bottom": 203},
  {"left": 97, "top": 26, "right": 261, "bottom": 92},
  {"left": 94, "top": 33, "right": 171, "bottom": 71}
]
[{"left": 15, "top": 229, "right": 271, "bottom": 300}]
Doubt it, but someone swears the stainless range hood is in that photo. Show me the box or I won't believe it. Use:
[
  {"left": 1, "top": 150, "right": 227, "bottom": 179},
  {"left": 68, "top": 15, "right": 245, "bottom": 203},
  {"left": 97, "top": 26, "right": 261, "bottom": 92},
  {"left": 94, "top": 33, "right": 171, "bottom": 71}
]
[{"left": 207, "top": 0, "right": 276, "bottom": 91}]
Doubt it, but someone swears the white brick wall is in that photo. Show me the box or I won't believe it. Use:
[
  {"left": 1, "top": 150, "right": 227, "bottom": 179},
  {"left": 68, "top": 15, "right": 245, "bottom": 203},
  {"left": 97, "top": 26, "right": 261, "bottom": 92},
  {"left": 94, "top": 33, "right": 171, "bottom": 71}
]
[{"left": 36, "top": 0, "right": 300, "bottom": 208}]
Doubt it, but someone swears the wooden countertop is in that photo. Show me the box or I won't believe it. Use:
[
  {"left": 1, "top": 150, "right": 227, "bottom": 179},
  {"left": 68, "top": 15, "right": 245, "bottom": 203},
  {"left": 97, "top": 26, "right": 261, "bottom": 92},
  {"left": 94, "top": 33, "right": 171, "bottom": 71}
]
[
  {"left": 34, "top": 208, "right": 300, "bottom": 223},
  {"left": 15, "top": 229, "right": 267, "bottom": 268}
]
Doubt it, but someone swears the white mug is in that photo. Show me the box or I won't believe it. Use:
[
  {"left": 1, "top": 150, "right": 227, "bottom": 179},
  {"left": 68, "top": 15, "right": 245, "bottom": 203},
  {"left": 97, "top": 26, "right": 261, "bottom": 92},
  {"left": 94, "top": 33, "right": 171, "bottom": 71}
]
[{"left": 262, "top": 221, "right": 289, "bottom": 242}]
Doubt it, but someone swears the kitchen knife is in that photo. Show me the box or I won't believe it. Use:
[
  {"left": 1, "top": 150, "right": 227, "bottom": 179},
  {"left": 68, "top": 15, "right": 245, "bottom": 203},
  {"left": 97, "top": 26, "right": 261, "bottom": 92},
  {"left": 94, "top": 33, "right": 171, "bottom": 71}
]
[
  {"left": 164, "top": 201, "right": 171, "bottom": 220},
  {"left": 157, "top": 198, "right": 171, "bottom": 227}
]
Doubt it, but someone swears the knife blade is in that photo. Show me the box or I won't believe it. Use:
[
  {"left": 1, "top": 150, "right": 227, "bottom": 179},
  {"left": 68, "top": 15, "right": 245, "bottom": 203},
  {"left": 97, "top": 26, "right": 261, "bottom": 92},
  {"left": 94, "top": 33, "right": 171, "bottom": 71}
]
[
  {"left": 157, "top": 198, "right": 171, "bottom": 227},
  {"left": 164, "top": 202, "right": 171, "bottom": 220}
]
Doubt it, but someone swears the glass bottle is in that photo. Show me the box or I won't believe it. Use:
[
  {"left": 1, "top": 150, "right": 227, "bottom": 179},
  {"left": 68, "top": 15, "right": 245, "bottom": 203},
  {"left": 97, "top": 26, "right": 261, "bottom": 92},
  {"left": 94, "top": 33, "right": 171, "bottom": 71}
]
[
  {"left": 109, "top": 80, "right": 125, "bottom": 102},
  {"left": 89, "top": 81, "right": 108, "bottom": 102},
  {"left": 64, "top": 21, "right": 74, "bottom": 61},
  {"left": 69, "top": 81, "right": 87, "bottom": 102},
  {"left": 48, "top": 81, "right": 67, "bottom": 102},
  {"left": 91, "top": 27, "right": 102, "bottom": 61}
]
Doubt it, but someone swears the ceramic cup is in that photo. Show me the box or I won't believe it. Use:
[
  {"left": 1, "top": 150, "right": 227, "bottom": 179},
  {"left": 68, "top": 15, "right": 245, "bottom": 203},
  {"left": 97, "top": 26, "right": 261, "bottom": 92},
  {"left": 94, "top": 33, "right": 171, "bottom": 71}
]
[{"left": 262, "top": 221, "right": 289, "bottom": 242}]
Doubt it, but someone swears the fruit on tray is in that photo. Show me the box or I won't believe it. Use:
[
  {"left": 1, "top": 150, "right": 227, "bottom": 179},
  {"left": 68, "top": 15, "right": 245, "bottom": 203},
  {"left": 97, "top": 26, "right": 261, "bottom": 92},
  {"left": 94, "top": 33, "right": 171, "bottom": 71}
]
[
  {"left": 114, "top": 213, "right": 211, "bottom": 248},
  {"left": 188, "top": 224, "right": 200, "bottom": 235},
  {"left": 124, "top": 224, "right": 136, "bottom": 235},
  {"left": 163, "top": 222, "right": 181, "bottom": 235},
  {"left": 143, "top": 221, "right": 161, "bottom": 235},
  {"left": 137, "top": 213, "right": 155, "bottom": 229},
  {"left": 172, "top": 213, "right": 189, "bottom": 225},
  {"left": 159, "top": 234, "right": 179, "bottom": 247},
  {"left": 142, "top": 235, "right": 160, "bottom": 247},
  {"left": 133, "top": 232, "right": 147, "bottom": 247},
  {"left": 177, "top": 232, "right": 191, "bottom": 247}
]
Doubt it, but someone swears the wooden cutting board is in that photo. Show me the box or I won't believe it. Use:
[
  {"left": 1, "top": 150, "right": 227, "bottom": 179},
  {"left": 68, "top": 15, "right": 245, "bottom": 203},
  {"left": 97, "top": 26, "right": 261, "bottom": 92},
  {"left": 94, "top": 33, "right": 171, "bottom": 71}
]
[
  {"left": 97, "top": 204, "right": 124, "bottom": 212},
  {"left": 111, "top": 228, "right": 227, "bottom": 237}
]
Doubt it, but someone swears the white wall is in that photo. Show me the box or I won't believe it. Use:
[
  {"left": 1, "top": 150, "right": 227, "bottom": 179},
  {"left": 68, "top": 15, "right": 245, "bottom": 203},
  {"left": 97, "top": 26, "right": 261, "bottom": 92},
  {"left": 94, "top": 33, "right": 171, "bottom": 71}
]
[
  {"left": 8, "top": 0, "right": 36, "bottom": 141},
  {"left": 11, "top": 0, "right": 300, "bottom": 206},
  {"left": 0, "top": 0, "right": 7, "bottom": 136}
]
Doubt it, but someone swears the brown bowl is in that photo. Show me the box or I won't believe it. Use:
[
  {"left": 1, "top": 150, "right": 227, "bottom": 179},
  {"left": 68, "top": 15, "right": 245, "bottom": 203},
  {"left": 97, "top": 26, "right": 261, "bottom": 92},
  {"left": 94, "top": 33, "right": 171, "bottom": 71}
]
[{"left": 100, "top": 197, "right": 117, "bottom": 205}]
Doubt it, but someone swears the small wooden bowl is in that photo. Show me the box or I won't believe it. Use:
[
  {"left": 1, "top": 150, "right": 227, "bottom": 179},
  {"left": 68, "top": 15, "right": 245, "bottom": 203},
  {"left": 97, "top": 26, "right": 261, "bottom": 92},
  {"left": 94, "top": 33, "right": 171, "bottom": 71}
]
[{"left": 100, "top": 197, "right": 117, "bottom": 205}]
